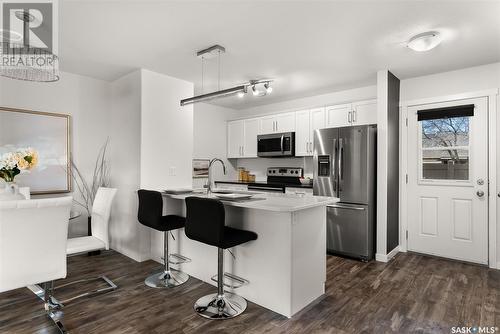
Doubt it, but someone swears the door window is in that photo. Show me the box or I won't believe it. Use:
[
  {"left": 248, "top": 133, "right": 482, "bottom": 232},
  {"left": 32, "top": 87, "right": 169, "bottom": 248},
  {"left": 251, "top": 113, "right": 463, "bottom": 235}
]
[{"left": 419, "top": 116, "right": 470, "bottom": 181}]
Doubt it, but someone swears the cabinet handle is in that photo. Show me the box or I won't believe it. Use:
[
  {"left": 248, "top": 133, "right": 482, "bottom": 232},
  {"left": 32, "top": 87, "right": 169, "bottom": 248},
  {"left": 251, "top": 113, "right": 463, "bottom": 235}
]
[
  {"left": 352, "top": 110, "right": 356, "bottom": 123},
  {"left": 348, "top": 111, "right": 352, "bottom": 123},
  {"left": 306, "top": 142, "right": 308, "bottom": 153},
  {"left": 241, "top": 146, "right": 244, "bottom": 156},
  {"left": 275, "top": 121, "right": 278, "bottom": 132}
]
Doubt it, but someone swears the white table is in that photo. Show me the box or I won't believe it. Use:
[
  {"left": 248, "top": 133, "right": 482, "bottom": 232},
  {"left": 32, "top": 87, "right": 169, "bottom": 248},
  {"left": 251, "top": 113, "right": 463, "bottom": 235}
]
[{"left": 158, "top": 191, "right": 338, "bottom": 318}]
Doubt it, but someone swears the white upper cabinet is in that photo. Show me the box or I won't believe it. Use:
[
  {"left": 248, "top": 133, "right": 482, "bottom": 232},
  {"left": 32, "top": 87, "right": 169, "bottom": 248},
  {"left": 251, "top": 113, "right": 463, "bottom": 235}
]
[
  {"left": 227, "top": 99, "right": 376, "bottom": 159},
  {"left": 227, "top": 118, "right": 260, "bottom": 158},
  {"left": 259, "top": 115, "right": 275, "bottom": 134},
  {"left": 227, "top": 120, "right": 244, "bottom": 158},
  {"left": 275, "top": 112, "right": 296, "bottom": 133},
  {"left": 351, "top": 99, "right": 377, "bottom": 125},
  {"left": 310, "top": 107, "right": 326, "bottom": 131},
  {"left": 326, "top": 103, "right": 352, "bottom": 128},
  {"left": 326, "top": 100, "right": 377, "bottom": 127},
  {"left": 259, "top": 112, "right": 296, "bottom": 134},
  {"left": 295, "top": 107, "right": 325, "bottom": 157},
  {"left": 295, "top": 110, "right": 311, "bottom": 156},
  {"left": 243, "top": 118, "right": 259, "bottom": 158}
]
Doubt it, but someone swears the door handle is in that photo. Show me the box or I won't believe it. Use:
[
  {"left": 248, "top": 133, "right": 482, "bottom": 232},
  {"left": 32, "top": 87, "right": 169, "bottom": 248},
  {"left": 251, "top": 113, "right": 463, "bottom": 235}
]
[{"left": 477, "top": 190, "right": 485, "bottom": 198}]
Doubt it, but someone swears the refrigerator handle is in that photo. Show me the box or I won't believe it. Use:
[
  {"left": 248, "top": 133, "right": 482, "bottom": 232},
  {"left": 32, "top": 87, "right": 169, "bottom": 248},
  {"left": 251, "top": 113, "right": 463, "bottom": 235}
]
[
  {"left": 332, "top": 138, "right": 337, "bottom": 193},
  {"left": 338, "top": 138, "right": 343, "bottom": 192}
]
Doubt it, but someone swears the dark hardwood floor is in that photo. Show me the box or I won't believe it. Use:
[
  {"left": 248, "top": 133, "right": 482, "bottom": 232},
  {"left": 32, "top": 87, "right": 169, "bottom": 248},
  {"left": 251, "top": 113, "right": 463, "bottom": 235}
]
[{"left": 1, "top": 250, "right": 499, "bottom": 334}]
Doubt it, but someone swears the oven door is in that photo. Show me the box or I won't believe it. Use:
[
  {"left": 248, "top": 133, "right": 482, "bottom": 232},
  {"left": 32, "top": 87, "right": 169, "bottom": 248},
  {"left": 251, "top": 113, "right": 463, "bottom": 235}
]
[{"left": 257, "top": 132, "right": 294, "bottom": 157}]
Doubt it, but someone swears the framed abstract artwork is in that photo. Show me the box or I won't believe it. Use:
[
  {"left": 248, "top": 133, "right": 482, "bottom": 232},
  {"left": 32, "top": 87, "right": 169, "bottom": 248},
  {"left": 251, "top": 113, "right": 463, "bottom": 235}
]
[
  {"left": 0, "top": 107, "right": 71, "bottom": 194},
  {"left": 193, "top": 159, "right": 210, "bottom": 178}
]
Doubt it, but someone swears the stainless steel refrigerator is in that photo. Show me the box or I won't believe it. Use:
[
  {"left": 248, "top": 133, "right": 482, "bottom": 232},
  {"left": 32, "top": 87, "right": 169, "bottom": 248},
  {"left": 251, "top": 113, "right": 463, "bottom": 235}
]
[{"left": 313, "top": 125, "right": 377, "bottom": 261}]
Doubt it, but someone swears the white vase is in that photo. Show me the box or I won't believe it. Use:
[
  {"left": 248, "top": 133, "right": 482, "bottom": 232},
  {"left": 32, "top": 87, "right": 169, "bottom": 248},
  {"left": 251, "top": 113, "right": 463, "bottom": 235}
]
[{"left": 0, "top": 182, "right": 26, "bottom": 201}]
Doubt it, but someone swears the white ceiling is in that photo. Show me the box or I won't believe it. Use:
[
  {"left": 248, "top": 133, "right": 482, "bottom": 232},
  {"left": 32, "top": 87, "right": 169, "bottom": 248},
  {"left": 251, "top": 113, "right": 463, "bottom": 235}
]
[{"left": 59, "top": 1, "right": 500, "bottom": 109}]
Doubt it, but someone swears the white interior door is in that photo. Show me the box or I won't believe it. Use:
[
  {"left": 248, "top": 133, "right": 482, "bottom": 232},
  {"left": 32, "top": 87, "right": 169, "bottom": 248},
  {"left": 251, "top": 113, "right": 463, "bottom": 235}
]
[{"left": 407, "top": 97, "right": 489, "bottom": 264}]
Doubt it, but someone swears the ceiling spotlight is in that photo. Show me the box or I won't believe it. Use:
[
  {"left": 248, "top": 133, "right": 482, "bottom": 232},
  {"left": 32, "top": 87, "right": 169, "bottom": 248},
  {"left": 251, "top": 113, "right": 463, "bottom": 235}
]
[
  {"left": 237, "top": 88, "right": 246, "bottom": 98},
  {"left": 252, "top": 85, "right": 259, "bottom": 96},
  {"left": 407, "top": 31, "right": 442, "bottom": 52},
  {"left": 264, "top": 82, "right": 273, "bottom": 94}
]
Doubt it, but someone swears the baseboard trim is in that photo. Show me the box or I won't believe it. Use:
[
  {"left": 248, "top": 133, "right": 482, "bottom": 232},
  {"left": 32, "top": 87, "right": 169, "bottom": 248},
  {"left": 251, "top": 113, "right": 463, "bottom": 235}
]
[{"left": 375, "top": 246, "right": 400, "bottom": 263}]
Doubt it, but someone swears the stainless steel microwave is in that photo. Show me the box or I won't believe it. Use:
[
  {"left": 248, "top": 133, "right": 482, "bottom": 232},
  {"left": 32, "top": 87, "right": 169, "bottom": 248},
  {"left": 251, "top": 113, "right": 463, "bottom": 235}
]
[{"left": 257, "top": 132, "right": 295, "bottom": 157}]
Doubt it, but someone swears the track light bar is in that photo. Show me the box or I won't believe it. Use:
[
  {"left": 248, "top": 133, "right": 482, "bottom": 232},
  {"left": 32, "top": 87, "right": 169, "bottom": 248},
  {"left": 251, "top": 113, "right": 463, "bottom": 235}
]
[{"left": 180, "top": 85, "right": 247, "bottom": 106}]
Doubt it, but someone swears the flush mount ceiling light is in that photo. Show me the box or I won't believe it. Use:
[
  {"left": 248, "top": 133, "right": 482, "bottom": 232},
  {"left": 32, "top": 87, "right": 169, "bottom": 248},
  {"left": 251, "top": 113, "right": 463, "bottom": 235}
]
[
  {"left": 180, "top": 45, "right": 273, "bottom": 106},
  {"left": 407, "top": 31, "right": 442, "bottom": 52}
]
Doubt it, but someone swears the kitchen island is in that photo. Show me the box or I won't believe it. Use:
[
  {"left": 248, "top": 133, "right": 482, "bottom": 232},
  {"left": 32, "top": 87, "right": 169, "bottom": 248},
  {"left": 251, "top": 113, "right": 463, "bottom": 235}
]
[{"left": 155, "top": 190, "right": 337, "bottom": 318}]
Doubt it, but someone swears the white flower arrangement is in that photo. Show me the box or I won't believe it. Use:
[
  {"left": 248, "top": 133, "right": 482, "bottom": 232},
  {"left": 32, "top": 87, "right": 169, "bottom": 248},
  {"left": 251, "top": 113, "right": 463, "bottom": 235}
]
[{"left": 0, "top": 148, "right": 38, "bottom": 182}]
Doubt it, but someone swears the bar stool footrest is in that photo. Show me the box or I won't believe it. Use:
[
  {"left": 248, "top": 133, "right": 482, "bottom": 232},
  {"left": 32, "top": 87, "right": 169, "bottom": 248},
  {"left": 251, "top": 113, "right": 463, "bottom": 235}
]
[
  {"left": 210, "top": 272, "right": 249, "bottom": 289},
  {"left": 162, "top": 253, "right": 191, "bottom": 265}
]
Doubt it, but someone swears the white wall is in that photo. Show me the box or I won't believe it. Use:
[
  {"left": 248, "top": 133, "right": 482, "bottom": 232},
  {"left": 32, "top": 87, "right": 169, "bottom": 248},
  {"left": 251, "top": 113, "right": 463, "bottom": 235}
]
[
  {"left": 0, "top": 72, "right": 112, "bottom": 237},
  {"left": 399, "top": 62, "right": 500, "bottom": 265},
  {"left": 108, "top": 70, "right": 150, "bottom": 261},
  {"left": 140, "top": 69, "right": 194, "bottom": 190},
  {"left": 400, "top": 62, "right": 500, "bottom": 102},
  {"left": 192, "top": 103, "right": 236, "bottom": 188}
]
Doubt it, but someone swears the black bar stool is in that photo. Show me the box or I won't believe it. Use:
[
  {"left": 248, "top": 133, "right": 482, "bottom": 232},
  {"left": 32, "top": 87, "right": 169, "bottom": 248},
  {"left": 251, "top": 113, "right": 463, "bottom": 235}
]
[
  {"left": 137, "top": 189, "right": 189, "bottom": 288},
  {"left": 185, "top": 196, "right": 258, "bottom": 319}
]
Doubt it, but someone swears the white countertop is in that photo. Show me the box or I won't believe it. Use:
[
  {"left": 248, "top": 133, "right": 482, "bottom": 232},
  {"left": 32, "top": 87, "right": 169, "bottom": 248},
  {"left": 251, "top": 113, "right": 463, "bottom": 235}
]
[{"left": 163, "top": 189, "right": 338, "bottom": 212}]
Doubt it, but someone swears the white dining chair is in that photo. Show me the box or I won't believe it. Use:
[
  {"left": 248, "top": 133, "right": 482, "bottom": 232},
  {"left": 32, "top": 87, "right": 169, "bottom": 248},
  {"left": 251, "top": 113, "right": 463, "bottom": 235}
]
[
  {"left": 0, "top": 197, "right": 73, "bottom": 333},
  {"left": 61, "top": 187, "right": 118, "bottom": 302},
  {"left": 19, "top": 187, "right": 30, "bottom": 199}
]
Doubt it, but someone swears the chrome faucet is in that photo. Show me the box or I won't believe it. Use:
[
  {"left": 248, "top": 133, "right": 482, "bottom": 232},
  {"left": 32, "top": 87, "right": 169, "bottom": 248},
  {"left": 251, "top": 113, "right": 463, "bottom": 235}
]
[{"left": 207, "top": 158, "right": 226, "bottom": 195}]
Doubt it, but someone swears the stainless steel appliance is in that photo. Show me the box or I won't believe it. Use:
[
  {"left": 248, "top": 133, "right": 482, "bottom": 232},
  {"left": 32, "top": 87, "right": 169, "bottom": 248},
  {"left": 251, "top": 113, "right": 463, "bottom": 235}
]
[
  {"left": 216, "top": 167, "right": 306, "bottom": 193},
  {"left": 313, "top": 125, "right": 377, "bottom": 261},
  {"left": 257, "top": 132, "right": 295, "bottom": 157}
]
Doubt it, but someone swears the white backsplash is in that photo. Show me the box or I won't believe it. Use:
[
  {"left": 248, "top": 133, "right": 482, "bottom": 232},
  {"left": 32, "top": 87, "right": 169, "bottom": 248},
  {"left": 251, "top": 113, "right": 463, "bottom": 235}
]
[{"left": 235, "top": 156, "right": 314, "bottom": 181}]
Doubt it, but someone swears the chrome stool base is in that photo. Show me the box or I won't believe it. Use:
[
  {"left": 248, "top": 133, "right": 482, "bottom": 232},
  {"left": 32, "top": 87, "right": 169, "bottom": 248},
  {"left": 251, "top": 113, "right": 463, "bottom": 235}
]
[
  {"left": 194, "top": 292, "right": 247, "bottom": 319},
  {"left": 145, "top": 269, "right": 189, "bottom": 288}
]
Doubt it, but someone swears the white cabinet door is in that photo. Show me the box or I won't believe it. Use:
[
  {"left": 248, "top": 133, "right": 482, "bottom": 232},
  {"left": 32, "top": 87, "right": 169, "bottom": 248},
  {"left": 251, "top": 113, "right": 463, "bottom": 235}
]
[
  {"left": 227, "top": 120, "right": 244, "bottom": 158},
  {"left": 309, "top": 107, "right": 325, "bottom": 155},
  {"left": 295, "top": 110, "right": 310, "bottom": 157},
  {"left": 243, "top": 118, "right": 259, "bottom": 157},
  {"left": 326, "top": 103, "right": 351, "bottom": 128},
  {"left": 310, "top": 107, "right": 325, "bottom": 130},
  {"left": 275, "top": 112, "right": 296, "bottom": 133},
  {"left": 352, "top": 100, "right": 377, "bottom": 125},
  {"left": 259, "top": 116, "right": 276, "bottom": 134}
]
